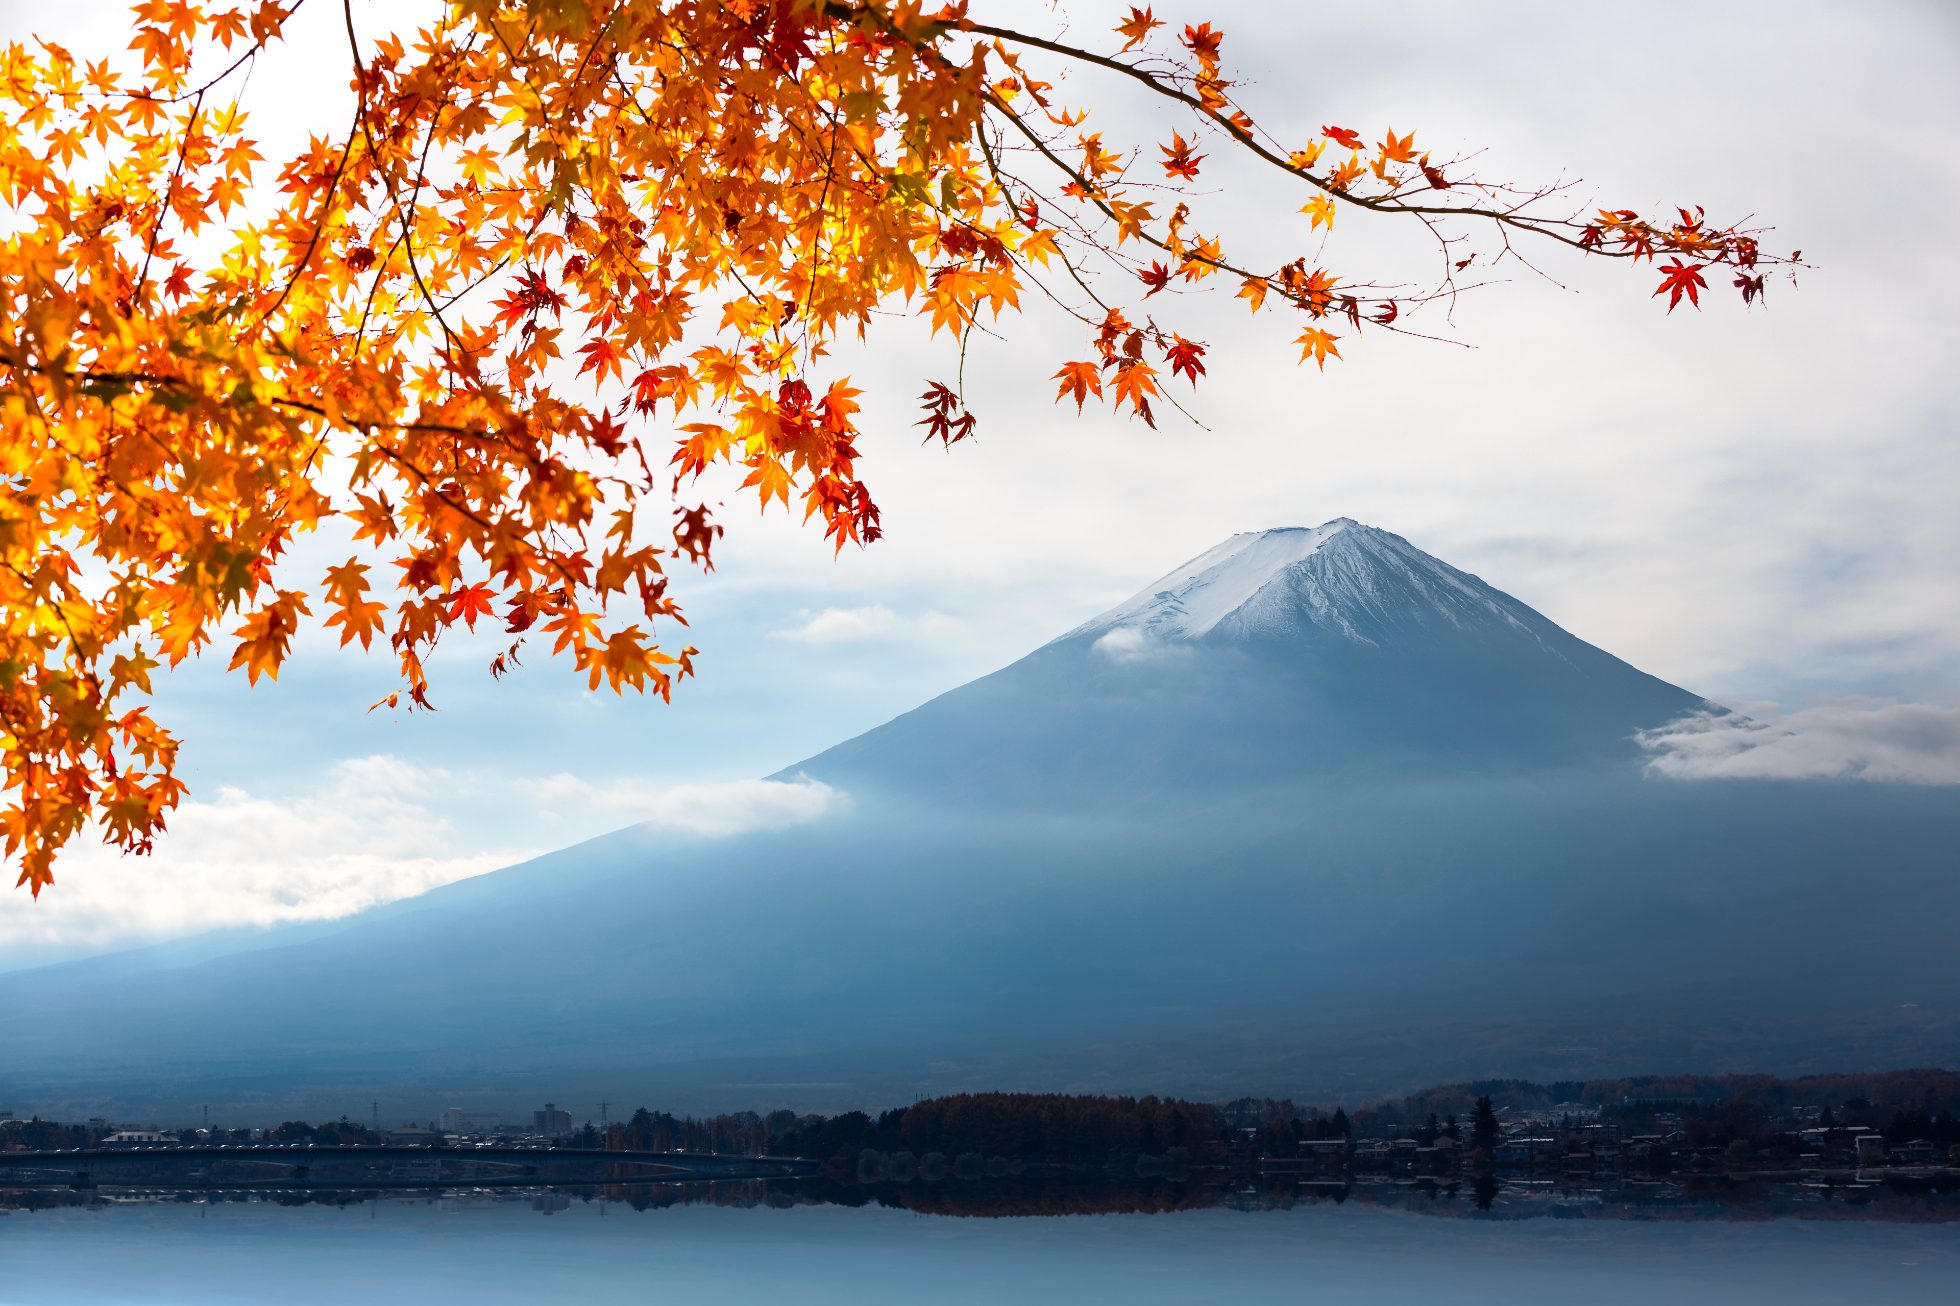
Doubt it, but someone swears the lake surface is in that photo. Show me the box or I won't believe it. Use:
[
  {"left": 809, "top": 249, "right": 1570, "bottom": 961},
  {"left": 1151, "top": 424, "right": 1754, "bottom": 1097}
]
[{"left": 3, "top": 1181, "right": 1956, "bottom": 1304}]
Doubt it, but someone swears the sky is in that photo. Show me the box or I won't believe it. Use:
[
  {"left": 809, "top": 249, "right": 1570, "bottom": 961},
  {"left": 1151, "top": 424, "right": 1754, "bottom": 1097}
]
[{"left": 2, "top": 0, "right": 1955, "bottom": 967}]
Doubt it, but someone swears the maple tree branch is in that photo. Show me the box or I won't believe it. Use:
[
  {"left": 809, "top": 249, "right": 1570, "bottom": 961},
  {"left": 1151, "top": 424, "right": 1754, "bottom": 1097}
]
[
  {"left": 367, "top": 445, "right": 497, "bottom": 536},
  {"left": 973, "top": 131, "right": 1110, "bottom": 332},
  {"left": 352, "top": 224, "right": 412, "bottom": 353},
  {"left": 984, "top": 94, "right": 1476, "bottom": 353},
  {"left": 981, "top": 96, "right": 1290, "bottom": 308},
  {"left": 136, "top": 94, "right": 205, "bottom": 303},
  {"left": 0, "top": 351, "right": 488, "bottom": 441},
  {"left": 120, "top": 1, "right": 309, "bottom": 107},
  {"left": 259, "top": 111, "right": 363, "bottom": 328},
  {"left": 958, "top": 16, "right": 1780, "bottom": 268}
]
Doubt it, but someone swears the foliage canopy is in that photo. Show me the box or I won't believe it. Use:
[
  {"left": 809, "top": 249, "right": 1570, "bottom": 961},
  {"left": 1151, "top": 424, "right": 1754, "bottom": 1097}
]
[{"left": 0, "top": 0, "right": 1794, "bottom": 893}]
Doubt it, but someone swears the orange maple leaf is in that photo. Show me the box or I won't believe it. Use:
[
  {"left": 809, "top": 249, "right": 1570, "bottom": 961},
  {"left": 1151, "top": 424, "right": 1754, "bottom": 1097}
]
[
  {"left": 1377, "top": 128, "right": 1417, "bottom": 164},
  {"left": 1053, "top": 360, "right": 1103, "bottom": 412},
  {"left": 1296, "top": 327, "right": 1342, "bottom": 370},
  {"left": 1115, "top": 6, "right": 1161, "bottom": 51},
  {"left": 447, "top": 583, "right": 496, "bottom": 630}
]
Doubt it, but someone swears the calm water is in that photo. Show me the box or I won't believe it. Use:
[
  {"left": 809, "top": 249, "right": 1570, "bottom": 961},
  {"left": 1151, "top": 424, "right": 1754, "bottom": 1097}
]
[{"left": 2, "top": 1183, "right": 1955, "bottom": 1304}]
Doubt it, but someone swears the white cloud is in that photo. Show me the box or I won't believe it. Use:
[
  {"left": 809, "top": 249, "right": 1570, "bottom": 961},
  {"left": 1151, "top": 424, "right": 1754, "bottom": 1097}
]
[
  {"left": 771, "top": 604, "right": 904, "bottom": 644},
  {"left": 1638, "top": 700, "right": 1960, "bottom": 785},
  {"left": 770, "top": 604, "right": 963, "bottom": 647},
  {"left": 1091, "top": 627, "right": 1188, "bottom": 665},
  {"left": 530, "top": 772, "right": 844, "bottom": 837},
  {"left": 0, "top": 760, "right": 842, "bottom": 969}
]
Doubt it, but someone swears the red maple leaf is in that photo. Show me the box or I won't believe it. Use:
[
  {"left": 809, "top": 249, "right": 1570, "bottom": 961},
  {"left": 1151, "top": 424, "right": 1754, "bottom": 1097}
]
[
  {"left": 447, "top": 583, "right": 495, "bottom": 630},
  {"left": 916, "top": 381, "right": 977, "bottom": 445},
  {"left": 1180, "top": 22, "right": 1222, "bottom": 62},
  {"left": 1164, "top": 335, "right": 1206, "bottom": 386},
  {"left": 1321, "top": 125, "right": 1365, "bottom": 151},
  {"left": 1653, "top": 259, "right": 1708, "bottom": 312},
  {"left": 1160, "top": 131, "right": 1204, "bottom": 180}
]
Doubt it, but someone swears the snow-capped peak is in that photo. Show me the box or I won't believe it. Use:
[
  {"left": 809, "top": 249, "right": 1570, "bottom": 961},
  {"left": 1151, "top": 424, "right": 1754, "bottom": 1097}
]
[
  {"left": 1063, "top": 518, "right": 1542, "bottom": 650},
  {"left": 1068, "top": 521, "right": 1357, "bottom": 642}
]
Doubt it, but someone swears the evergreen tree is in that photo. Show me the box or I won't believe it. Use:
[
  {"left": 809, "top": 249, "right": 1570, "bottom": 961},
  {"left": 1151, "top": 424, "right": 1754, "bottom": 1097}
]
[{"left": 1472, "top": 1097, "right": 1500, "bottom": 1152}]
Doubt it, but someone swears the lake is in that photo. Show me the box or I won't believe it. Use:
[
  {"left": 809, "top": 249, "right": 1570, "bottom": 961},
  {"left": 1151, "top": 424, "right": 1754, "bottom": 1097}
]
[{"left": 2, "top": 1179, "right": 1955, "bottom": 1304}]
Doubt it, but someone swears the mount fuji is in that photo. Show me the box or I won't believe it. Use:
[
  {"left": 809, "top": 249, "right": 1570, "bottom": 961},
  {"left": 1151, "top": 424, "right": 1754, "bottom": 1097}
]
[{"left": 3, "top": 521, "right": 1955, "bottom": 1119}]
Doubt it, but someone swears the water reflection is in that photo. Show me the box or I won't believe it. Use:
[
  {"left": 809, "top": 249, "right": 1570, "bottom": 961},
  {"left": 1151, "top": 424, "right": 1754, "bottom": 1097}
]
[{"left": 8, "top": 1171, "right": 1957, "bottom": 1224}]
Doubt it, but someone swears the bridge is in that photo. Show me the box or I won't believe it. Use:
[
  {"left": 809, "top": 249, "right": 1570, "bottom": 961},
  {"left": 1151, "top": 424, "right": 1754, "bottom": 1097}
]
[{"left": 0, "top": 1144, "right": 820, "bottom": 1189}]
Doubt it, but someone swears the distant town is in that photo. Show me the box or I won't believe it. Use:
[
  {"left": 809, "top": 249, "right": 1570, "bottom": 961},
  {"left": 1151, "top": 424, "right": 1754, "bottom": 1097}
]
[{"left": 5, "top": 1069, "right": 1958, "bottom": 1198}]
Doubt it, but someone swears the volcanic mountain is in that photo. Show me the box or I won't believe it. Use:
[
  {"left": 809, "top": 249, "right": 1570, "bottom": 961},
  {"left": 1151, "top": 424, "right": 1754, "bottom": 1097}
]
[
  {"left": 3, "top": 521, "right": 1955, "bottom": 1119},
  {"left": 797, "top": 518, "right": 1703, "bottom": 806}
]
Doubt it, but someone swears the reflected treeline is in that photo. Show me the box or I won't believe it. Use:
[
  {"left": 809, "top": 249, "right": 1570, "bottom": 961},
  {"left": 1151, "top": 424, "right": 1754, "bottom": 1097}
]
[{"left": 8, "top": 1171, "right": 1959, "bottom": 1223}]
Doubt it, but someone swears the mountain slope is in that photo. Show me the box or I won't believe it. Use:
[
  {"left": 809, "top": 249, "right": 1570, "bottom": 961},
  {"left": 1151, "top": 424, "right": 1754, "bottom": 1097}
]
[
  {"left": 2, "top": 521, "right": 1954, "bottom": 1120},
  {"left": 794, "top": 521, "right": 1702, "bottom": 804}
]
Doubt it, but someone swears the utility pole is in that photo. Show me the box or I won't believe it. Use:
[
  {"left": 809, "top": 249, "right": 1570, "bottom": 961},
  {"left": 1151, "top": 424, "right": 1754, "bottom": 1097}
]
[
  {"left": 372, "top": 1099, "right": 379, "bottom": 1136},
  {"left": 600, "top": 1101, "right": 609, "bottom": 1150}
]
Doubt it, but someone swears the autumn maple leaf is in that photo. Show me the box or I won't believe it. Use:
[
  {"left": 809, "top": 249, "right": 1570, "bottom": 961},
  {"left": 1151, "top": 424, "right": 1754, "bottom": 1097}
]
[
  {"left": 447, "top": 583, "right": 496, "bottom": 630},
  {"left": 916, "top": 381, "right": 977, "bottom": 445},
  {"left": 1180, "top": 22, "right": 1223, "bottom": 63},
  {"left": 1653, "top": 259, "right": 1709, "bottom": 312},
  {"left": 1376, "top": 128, "right": 1417, "bottom": 164},
  {"left": 1052, "top": 360, "right": 1103, "bottom": 412},
  {"left": 577, "top": 336, "right": 625, "bottom": 384},
  {"left": 1160, "top": 131, "right": 1204, "bottom": 180},
  {"left": 1115, "top": 6, "right": 1161, "bottom": 51},
  {"left": 1322, "top": 125, "right": 1365, "bottom": 151},
  {"left": 1296, "top": 327, "right": 1342, "bottom": 370},
  {"left": 1164, "top": 335, "right": 1206, "bottom": 386}
]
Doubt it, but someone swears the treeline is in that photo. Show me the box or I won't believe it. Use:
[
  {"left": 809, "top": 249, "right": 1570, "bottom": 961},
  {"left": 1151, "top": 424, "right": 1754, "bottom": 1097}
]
[
  {"left": 0, "top": 1118, "right": 88, "bottom": 1151},
  {"left": 270, "top": 1119, "right": 380, "bottom": 1145},
  {"left": 607, "top": 1108, "right": 791, "bottom": 1156},
  {"left": 765, "top": 1093, "right": 1225, "bottom": 1163}
]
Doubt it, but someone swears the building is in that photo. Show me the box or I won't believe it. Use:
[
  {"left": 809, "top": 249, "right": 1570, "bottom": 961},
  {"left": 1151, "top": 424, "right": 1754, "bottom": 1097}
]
[
  {"left": 387, "top": 1125, "right": 442, "bottom": 1146},
  {"left": 101, "top": 1130, "right": 175, "bottom": 1146},
  {"left": 438, "top": 1109, "right": 501, "bottom": 1134},
  {"left": 533, "top": 1103, "right": 573, "bottom": 1135}
]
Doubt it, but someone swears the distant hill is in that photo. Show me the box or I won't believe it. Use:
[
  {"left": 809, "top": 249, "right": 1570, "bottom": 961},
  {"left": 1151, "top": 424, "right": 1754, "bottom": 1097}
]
[{"left": 3, "top": 520, "right": 1954, "bottom": 1121}]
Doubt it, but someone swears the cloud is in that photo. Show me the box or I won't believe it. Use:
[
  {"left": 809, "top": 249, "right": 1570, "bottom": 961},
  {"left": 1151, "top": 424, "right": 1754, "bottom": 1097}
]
[
  {"left": 531, "top": 772, "right": 844, "bottom": 837},
  {"left": 1638, "top": 700, "right": 1960, "bottom": 785},
  {"left": 769, "top": 604, "right": 963, "bottom": 647},
  {"left": 771, "top": 605, "right": 904, "bottom": 644},
  {"left": 1091, "top": 627, "right": 1190, "bottom": 665},
  {"left": 0, "top": 760, "right": 842, "bottom": 969}
]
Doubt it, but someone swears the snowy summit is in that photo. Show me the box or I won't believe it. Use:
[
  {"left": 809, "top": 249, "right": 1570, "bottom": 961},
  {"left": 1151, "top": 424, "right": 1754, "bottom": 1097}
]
[{"left": 1066, "top": 518, "right": 1534, "bottom": 649}]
